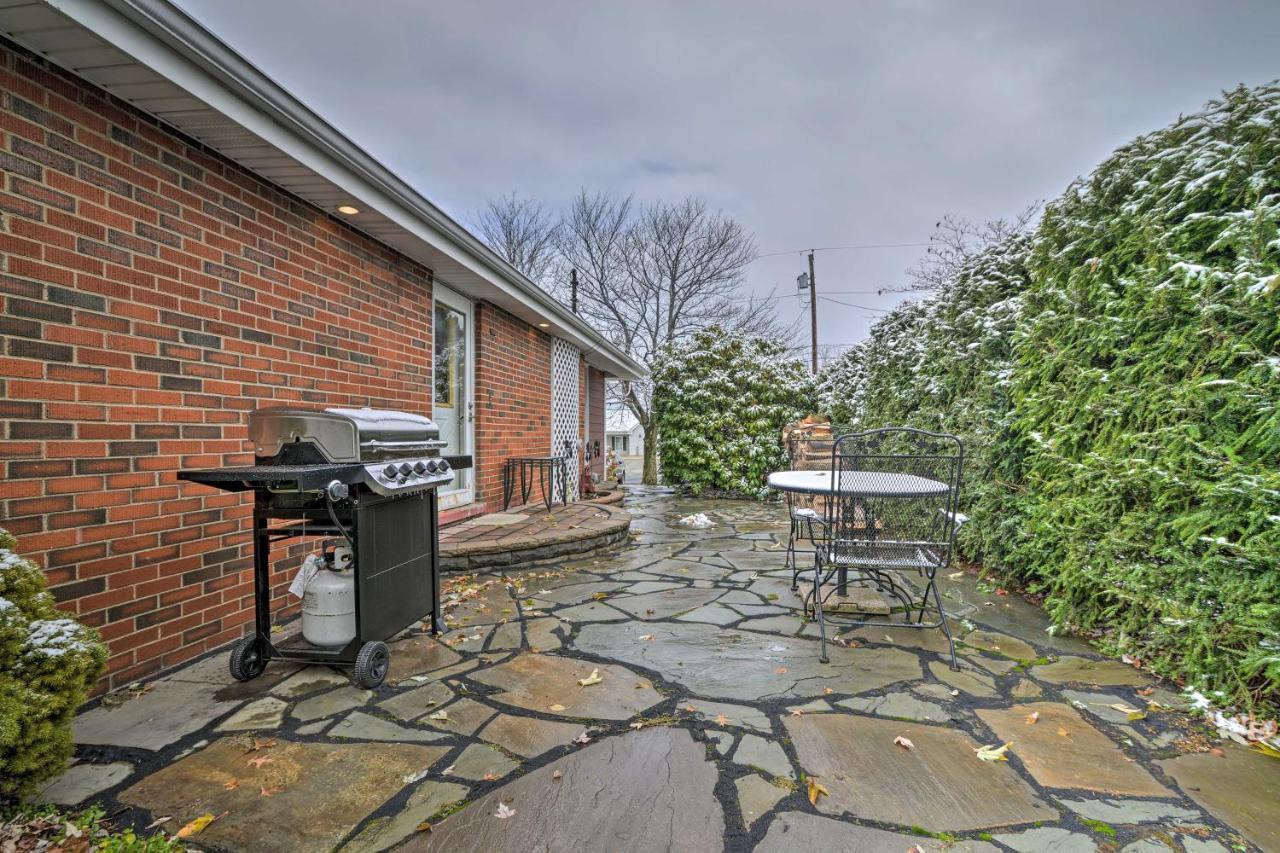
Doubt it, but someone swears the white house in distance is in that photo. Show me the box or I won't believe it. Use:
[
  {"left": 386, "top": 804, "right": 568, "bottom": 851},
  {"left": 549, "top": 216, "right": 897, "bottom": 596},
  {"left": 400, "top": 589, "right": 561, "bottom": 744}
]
[{"left": 606, "top": 404, "right": 645, "bottom": 467}]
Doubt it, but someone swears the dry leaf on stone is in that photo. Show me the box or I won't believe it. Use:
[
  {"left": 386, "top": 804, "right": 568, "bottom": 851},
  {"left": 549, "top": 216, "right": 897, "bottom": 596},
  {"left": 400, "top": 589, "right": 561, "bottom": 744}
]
[
  {"left": 823, "top": 687, "right": 834, "bottom": 695},
  {"left": 790, "top": 708, "right": 805, "bottom": 717},
  {"left": 1025, "top": 711, "right": 1040, "bottom": 725},
  {"left": 630, "top": 721, "right": 644, "bottom": 730},
  {"left": 494, "top": 803, "right": 516, "bottom": 819},
  {"left": 893, "top": 736, "right": 914, "bottom": 750},
  {"left": 1108, "top": 703, "right": 1146, "bottom": 721},
  {"left": 246, "top": 756, "right": 273, "bottom": 769},
  {"left": 578, "top": 668, "right": 603, "bottom": 687},
  {"left": 949, "top": 689, "right": 960, "bottom": 697},
  {"left": 714, "top": 714, "right": 731, "bottom": 726},
  {"left": 1251, "top": 742, "right": 1280, "bottom": 759},
  {"left": 639, "top": 634, "right": 655, "bottom": 641},
  {"left": 428, "top": 710, "right": 450, "bottom": 721},
  {"left": 774, "top": 667, "right": 789, "bottom": 675},
  {"left": 441, "top": 764, "right": 456, "bottom": 776},
  {"left": 176, "top": 812, "right": 223, "bottom": 839},
  {"left": 222, "top": 779, "right": 239, "bottom": 791},
  {"left": 975, "top": 742, "right": 1011, "bottom": 762},
  {"left": 259, "top": 786, "right": 280, "bottom": 798},
  {"left": 552, "top": 770, "right": 563, "bottom": 780},
  {"left": 144, "top": 817, "right": 171, "bottom": 830},
  {"left": 416, "top": 821, "right": 432, "bottom": 832},
  {"left": 1057, "top": 725, "right": 1071, "bottom": 737},
  {"left": 574, "top": 732, "right": 592, "bottom": 745},
  {"left": 685, "top": 704, "right": 697, "bottom": 713},
  {"left": 806, "top": 778, "right": 830, "bottom": 806},
  {"left": 483, "top": 771, "right": 499, "bottom": 781}
]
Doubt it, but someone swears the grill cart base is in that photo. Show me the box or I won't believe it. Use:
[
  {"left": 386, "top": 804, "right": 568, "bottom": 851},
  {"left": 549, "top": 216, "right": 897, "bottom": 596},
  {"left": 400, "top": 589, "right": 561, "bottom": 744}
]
[{"left": 179, "top": 469, "right": 443, "bottom": 690}]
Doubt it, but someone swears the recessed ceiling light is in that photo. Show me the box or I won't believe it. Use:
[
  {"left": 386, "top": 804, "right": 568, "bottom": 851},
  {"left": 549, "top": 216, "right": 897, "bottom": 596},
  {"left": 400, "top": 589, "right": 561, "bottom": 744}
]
[
  {"left": 336, "top": 205, "right": 359, "bottom": 215},
  {"left": 537, "top": 322, "right": 550, "bottom": 328}
]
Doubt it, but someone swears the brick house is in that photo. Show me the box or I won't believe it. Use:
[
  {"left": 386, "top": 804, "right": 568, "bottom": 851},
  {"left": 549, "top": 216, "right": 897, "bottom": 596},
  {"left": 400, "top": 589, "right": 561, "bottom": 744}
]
[{"left": 0, "top": 0, "right": 643, "bottom": 691}]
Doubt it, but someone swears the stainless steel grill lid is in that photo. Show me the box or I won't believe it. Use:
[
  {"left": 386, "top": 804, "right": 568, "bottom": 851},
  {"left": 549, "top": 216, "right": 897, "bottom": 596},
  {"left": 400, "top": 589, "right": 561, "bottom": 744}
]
[{"left": 250, "top": 407, "right": 443, "bottom": 463}]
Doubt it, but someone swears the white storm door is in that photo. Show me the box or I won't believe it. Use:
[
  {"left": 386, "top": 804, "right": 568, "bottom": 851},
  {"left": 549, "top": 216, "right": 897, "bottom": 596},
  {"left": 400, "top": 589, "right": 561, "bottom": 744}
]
[
  {"left": 550, "top": 338, "right": 581, "bottom": 501},
  {"left": 433, "top": 285, "right": 474, "bottom": 509}
]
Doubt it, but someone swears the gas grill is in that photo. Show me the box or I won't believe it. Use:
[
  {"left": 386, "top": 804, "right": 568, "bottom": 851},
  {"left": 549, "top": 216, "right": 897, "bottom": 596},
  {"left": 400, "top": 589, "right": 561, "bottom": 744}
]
[{"left": 179, "top": 406, "right": 471, "bottom": 688}]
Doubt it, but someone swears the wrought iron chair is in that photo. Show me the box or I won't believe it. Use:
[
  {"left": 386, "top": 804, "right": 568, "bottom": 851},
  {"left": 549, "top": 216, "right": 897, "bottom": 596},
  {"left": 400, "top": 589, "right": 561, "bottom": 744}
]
[
  {"left": 806, "top": 427, "right": 964, "bottom": 669},
  {"left": 782, "top": 422, "right": 840, "bottom": 590}
]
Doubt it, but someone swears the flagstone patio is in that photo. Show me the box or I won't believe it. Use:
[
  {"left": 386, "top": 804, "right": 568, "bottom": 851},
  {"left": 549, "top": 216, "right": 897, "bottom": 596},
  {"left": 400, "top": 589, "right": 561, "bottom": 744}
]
[{"left": 47, "top": 487, "right": 1278, "bottom": 852}]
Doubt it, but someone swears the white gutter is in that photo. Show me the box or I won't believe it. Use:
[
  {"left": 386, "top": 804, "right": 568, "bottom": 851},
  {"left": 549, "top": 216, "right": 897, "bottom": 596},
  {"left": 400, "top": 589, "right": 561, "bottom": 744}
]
[{"left": 37, "top": 0, "right": 645, "bottom": 381}]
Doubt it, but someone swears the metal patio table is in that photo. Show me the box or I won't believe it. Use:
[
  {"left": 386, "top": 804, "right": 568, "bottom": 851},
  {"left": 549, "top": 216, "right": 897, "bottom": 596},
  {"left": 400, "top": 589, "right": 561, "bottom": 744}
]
[{"left": 766, "top": 469, "right": 949, "bottom": 594}]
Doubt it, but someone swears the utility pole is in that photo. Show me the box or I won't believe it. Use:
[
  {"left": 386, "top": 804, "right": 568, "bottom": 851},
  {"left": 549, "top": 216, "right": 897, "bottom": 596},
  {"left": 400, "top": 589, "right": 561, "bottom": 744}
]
[
  {"left": 570, "top": 267, "right": 579, "bottom": 314},
  {"left": 808, "top": 250, "right": 818, "bottom": 373}
]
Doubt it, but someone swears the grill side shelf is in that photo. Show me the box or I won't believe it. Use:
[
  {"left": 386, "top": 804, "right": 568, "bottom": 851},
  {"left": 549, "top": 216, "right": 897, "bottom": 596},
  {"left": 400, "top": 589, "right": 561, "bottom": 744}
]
[{"left": 178, "top": 464, "right": 365, "bottom": 493}]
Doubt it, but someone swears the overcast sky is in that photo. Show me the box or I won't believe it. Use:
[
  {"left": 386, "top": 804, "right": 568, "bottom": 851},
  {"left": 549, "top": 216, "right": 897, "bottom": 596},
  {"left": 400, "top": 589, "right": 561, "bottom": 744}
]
[{"left": 177, "top": 0, "right": 1279, "bottom": 356}]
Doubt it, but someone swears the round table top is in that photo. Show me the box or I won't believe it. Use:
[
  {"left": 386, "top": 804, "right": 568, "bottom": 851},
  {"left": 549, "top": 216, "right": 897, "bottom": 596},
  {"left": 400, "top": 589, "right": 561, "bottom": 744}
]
[{"left": 766, "top": 469, "right": 949, "bottom": 497}]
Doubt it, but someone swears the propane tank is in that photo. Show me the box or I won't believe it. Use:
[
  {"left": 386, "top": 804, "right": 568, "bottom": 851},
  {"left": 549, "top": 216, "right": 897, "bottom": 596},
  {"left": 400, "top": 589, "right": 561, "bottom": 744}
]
[{"left": 302, "top": 544, "right": 355, "bottom": 647}]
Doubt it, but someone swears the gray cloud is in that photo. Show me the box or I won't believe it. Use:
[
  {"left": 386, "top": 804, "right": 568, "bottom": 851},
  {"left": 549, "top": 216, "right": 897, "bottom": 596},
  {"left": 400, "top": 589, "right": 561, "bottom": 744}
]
[{"left": 175, "top": 0, "right": 1280, "bottom": 352}]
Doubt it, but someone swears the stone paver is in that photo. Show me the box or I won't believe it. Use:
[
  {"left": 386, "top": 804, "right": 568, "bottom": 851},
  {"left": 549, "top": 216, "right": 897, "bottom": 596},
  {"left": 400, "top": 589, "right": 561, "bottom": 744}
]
[
  {"left": 447, "top": 743, "right": 518, "bottom": 781},
  {"left": 1032, "top": 656, "right": 1150, "bottom": 686},
  {"left": 291, "top": 686, "right": 371, "bottom": 722},
  {"left": 471, "top": 653, "right": 663, "bottom": 720},
  {"left": 1158, "top": 743, "right": 1280, "bottom": 852},
  {"left": 837, "top": 691, "right": 953, "bottom": 723},
  {"left": 994, "top": 827, "right": 1097, "bottom": 853},
  {"left": 330, "top": 711, "right": 448, "bottom": 743},
  {"left": 575, "top": 620, "right": 920, "bottom": 701},
  {"left": 119, "top": 738, "right": 446, "bottom": 853},
  {"left": 36, "top": 761, "right": 133, "bottom": 805},
  {"left": 477, "top": 713, "right": 584, "bottom": 758},
  {"left": 978, "top": 703, "right": 1169, "bottom": 796},
  {"left": 64, "top": 488, "right": 1257, "bottom": 853},
  {"left": 608, "top": 586, "right": 725, "bottom": 619},
  {"left": 1059, "top": 797, "right": 1201, "bottom": 825},
  {"left": 342, "top": 781, "right": 468, "bottom": 853},
  {"left": 217, "top": 697, "right": 288, "bottom": 732},
  {"left": 786, "top": 712, "right": 1056, "bottom": 830},
  {"left": 734, "top": 774, "right": 785, "bottom": 827},
  {"left": 74, "top": 678, "right": 242, "bottom": 750},
  {"left": 732, "top": 733, "right": 793, "bottom": 779},
  {"left": 401, "top": 729, "right": 722, "bottom": 853}
]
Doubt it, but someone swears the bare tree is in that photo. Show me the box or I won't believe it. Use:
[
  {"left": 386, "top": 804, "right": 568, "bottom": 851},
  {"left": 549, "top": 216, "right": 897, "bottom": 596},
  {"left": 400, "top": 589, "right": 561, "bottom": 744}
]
[
  {"left": 471, "top": 192, "right": 562, "bottom": 289},
  {"left": 560, "top": 192, "right": 761, "bottom": 484},
  {"left": 901, "top": 205, "right": 1041, "bottom": 293}
]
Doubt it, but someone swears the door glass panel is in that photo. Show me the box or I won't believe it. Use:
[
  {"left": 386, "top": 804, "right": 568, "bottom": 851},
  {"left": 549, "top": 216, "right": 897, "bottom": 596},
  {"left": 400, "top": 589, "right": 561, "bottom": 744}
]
[{"left": 434, "top": 303, "right": 469, "bottom": 494}]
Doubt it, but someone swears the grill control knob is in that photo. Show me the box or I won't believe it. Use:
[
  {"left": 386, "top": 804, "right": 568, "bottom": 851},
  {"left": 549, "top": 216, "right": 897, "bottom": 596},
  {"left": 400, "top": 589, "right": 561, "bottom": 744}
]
[
  {"left": 438, "top": 460, "right": 450, "bottom": 474},
  {"left": 425, "top": 459, "right": 439, "bottom": 473},
  {"left": 413, "top": 461, "right": 427, "bottom": 475},
  {"left": 398, "top": 463, "right": 413, "bottom": 478},
  {"left": 383, "top": 465, "right": 398, "bottom": 480}
]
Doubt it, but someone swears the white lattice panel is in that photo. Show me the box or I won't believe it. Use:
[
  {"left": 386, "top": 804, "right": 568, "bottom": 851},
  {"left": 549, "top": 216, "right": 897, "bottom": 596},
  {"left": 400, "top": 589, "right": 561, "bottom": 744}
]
[{"left": 550, "top": 338, "right": 581, "bottom": 500}]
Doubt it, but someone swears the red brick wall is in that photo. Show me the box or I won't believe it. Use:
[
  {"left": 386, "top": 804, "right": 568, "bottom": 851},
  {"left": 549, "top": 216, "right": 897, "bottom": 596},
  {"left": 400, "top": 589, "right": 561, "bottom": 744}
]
[
  {"left": 0, "top": 41, "right": 440, "bottom": 690},
  {"left": 472, "top": 301, "right": 552, "bottom": 508},
  {"left": 588, "top": 367, "right": 605, "bottom": 479}
]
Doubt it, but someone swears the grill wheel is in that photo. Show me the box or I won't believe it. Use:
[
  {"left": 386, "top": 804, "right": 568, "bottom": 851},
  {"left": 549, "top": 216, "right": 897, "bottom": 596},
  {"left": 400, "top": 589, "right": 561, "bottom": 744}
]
[
  {"left": 353, "top": 640, "right": 390, "bottom": 689},
  {"left": 229, "top": 636, "right": 267, "bottom": 682}
]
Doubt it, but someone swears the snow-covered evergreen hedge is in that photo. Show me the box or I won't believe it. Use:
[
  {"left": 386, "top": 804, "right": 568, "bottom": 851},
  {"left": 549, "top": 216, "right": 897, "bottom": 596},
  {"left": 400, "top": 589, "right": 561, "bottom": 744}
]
[
  {"left": 819, "top": 82, "right": 1280, "bottom": 710},
  {"left": 654, "top": 328, "right": 815, "bottom": 498},
  {"left": 0, "top": 529, "right": 107, "bottom": 798}
]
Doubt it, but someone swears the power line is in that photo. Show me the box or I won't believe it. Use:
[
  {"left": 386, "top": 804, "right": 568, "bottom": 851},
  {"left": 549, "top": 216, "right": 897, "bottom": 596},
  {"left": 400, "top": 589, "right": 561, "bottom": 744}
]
[
  {"left": 818, "top": 295, "right": 892, "bottom": 314},
  {"left": 755, "top": 241, "right": 929, "bottom": 260}
]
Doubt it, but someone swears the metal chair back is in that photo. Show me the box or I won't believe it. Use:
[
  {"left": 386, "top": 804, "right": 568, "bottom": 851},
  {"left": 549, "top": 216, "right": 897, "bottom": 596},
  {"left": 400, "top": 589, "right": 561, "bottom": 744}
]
[{"left": 824, "top": 427, "right": 963, "bottom": 575}]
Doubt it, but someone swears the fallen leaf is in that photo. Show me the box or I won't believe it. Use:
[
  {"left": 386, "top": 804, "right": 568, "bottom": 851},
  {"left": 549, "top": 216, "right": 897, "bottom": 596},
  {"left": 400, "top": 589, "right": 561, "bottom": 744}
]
[
  {"left": 1057, "top": 726, "right": 1070, "bottom": 737},
  {"left": 949, "top": 689, "right": 960, "bottom": 697},
  {"left": 428, "top": 710, "right": 450, "bottom": 721},
  {"left": 259, "top": 786, "right": 280, "bottom": 797},
  {"left": 416, "top": 821, "right": 432, "bottom": 832},
  {"left": 774, "top": 667, "right": 789, "bottom": 675},
  {"left": 684, "top": 704, "right": 697, "bottom": 713},
  {"left": 574, "top": 732, "right": 593, "bottom": 745},
  {"left": 549, "top": 703, "right": 567, "bottom": 712},
  {"left": 639, "top": 634, "right": 655, "bottom": 641},
  {"left": 441, "top": 763, "right": 456, "bottom": 775},
  {"left": 250, "top": 737, "right": 277, "bottom": 751},
  {"left": 975, "top": 742, "right": 1011, "bottom": 762},
  {"left": 634, "top": 681, "right": 650, "bottom": 689},
  {"left": 578, "top": 668, "right": 603, "bottom": 687},
  {"left": 893, "top": 736, "right": 914, "bottom": 750},
  {"left": 1209, "top": 747, "right": 1226, "bottom": 758},
  {"left": 1251, "top": 742, "right": 1280, "bottom": 759},
  {"left": 483, "top": 771, "right": 498, "bottom": 781},
  {"left": 947, "top": 571, "right": 964, "bottom": 580},
  {"left": 1025, "top": 711, "right": 1040, "bottom": 725},
  {"left": 1108, "top": 703, "right": 1147, "bottom": 722},
  {"left": 552, "top": 770, "right": 563, "bottom": 780},
  {"left": 790, "top": 708, "right": 805, "bottom": 717},
  {"left": 823, "top": 687, "right": 834, "bottom": 695},
  {"left": 591, "top": 592, "right": 609, "bottom": 601},
  {"left": 223, "top": 779, "right": 239, "bottom": 791},
  {"left": 246, "top": 756, "right": 274, "bottom": 769},
  {"left": 714, "top": 714, "right": 731, "bottom": 726},
  {"left": 645, "top": 608, "right": 656, "bottom": 616},
  {"left": 995, "top": 588, "right": 1009, "bottom": 596},
  {"left": 494, "top": 802, "right": 516, "bottom": 819},
  {"left": 176, "top": 812, "right": 222, "bottom": 838},
  {"left": 806, "top": 777, "right": 830, "bottom": 806},
  {"left": 629, "top": 721, "right": 644, "bottom": 730},
  {"left": 144, "top": 816, "right": 171, "bottom": 830}
]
